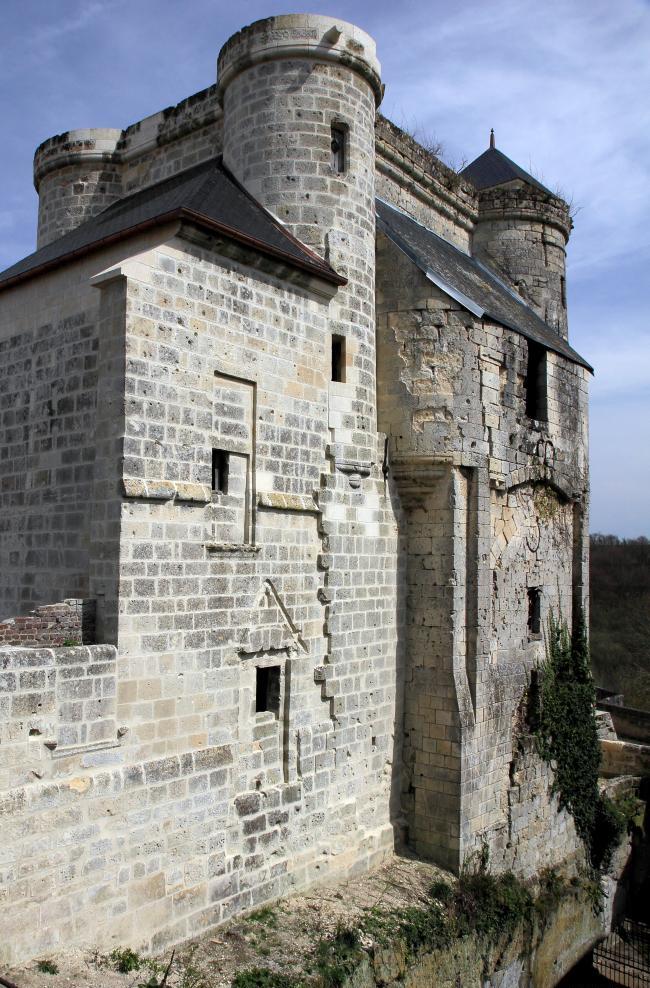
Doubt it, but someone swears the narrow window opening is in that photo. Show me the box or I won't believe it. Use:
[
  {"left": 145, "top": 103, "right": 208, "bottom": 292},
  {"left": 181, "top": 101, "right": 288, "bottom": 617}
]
[
  {"left": 560, "top": 276, "right": 567, "bottom": 309},
  {"left": 527, "top": 587, "right": 542, "bottom": 637},
  {"left": 212, "top": 449, "right": 229, "bottom": 493},
  {"left": 330, "top": 124, "right": 346, "bottom": 173},
  {"left": 524, "top": 341, "right": 547, "bottom": 421},
  {"left": 331, "top": 334, "right": 346, "bottom": 383},
  {"left": 256, "top": 665, "right": 281, "bottom": 716}
]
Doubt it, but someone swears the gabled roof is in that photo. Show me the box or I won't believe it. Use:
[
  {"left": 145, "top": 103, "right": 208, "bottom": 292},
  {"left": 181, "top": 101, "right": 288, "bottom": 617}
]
[
  {"left": 461, "top": 146, "right": 554, "bottom": 196},
  {"left": 0, "top": 157, "right": 346, "bottom": 292},
  {"left": 376, "top": 198, "right": 591, "bottom": 371}
]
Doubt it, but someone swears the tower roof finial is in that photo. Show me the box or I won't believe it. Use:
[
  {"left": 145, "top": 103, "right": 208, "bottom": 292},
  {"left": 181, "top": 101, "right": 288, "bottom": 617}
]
[{"left": 490, "top": 128, "right": 495, "bottom": 150}]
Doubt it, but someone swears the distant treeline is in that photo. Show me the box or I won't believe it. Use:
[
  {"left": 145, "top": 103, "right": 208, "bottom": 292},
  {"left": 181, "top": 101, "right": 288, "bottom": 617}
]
[{"left": 589, "top": 535, "right": 650, "bottom": 711}]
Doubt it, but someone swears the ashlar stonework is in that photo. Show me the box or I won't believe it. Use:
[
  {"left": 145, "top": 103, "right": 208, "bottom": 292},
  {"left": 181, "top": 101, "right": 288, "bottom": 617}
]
[{"left": 0, "top": 14, "right": 591, "bottom": 966}]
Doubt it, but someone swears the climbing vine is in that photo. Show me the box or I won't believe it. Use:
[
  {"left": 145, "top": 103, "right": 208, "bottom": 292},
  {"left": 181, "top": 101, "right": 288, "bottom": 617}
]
[{"left": 533, "top": 608, "right": 625, "bottom": 869}]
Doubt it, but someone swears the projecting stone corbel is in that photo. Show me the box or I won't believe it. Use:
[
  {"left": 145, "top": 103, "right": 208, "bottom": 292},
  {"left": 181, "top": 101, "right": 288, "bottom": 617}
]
[
  {"left": 335, "top": 459, "right": 371, "bottom": 489},
  {"left": 390, "top": 454, "right": 449, "bottom": 496},
  {"left": 326, "top": 443, "right": 374, "bottom": 489}
]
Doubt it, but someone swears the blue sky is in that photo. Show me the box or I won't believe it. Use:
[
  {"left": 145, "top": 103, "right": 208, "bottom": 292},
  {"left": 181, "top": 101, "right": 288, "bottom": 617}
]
[{"left": 1, "top": 0, "right": 648, "bottom": 536}]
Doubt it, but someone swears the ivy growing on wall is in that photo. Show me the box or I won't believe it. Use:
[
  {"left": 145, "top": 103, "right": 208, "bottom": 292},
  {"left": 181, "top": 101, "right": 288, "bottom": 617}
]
[{"left": 533, "top": 608, "right": 625, "bottom": 869}]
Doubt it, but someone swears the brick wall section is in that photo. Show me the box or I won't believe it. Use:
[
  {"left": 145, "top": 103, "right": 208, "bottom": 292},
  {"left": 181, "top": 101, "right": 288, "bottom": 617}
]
[{"left": 0, "top": 598, "right": 95, "bottom": 647}]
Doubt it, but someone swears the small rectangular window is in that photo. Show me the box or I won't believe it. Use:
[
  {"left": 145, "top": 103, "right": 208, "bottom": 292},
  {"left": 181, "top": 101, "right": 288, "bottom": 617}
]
[
  {"left": 256, "top": 665, "right": 281, "bottom": 716},
  {"left": 527, "top": 587, "right": 542, "bottom": 637},
  {"left": 330, "top": 124, "right": 346, "bottom": 173},
  {"left": 525, "top": 341, "right": 547, "bottom": 421},
  {"left": 331, "top": 334, "right": 346, "bottom": 383},
  {"left": 212, "top": 449, "right": 229, "bottom": 493},
  {"left": 560, "top": 276, "right": 567, "bottom": 309}
]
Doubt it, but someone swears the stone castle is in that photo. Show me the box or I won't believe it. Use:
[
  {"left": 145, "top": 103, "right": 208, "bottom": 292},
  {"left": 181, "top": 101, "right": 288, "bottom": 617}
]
[{"left": 0, "top": 14, "right": 591, "bottom": 965}]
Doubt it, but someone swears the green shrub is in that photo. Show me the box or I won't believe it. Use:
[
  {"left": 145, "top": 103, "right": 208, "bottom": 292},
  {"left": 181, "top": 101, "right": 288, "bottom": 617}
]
[
  {"left": 36, "top": 959, "right": 59, "bottom": 975},
  {"left": 591, "top": 794, "right": 627, "bottom": 870},
  {"left": 110, "top": 947, "right": 143, "bottom": 973},
  {"left": 534, "top": 867, "right": 570, "bottom": 919}
]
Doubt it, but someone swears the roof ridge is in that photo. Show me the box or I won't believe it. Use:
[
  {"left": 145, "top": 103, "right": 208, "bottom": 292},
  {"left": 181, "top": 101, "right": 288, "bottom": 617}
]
[
  {"left": 0, "top": 159, "right": 346, "bottom": 292},
  {"left": 376, "top": 198, "right": 591, "bottom": 372}
]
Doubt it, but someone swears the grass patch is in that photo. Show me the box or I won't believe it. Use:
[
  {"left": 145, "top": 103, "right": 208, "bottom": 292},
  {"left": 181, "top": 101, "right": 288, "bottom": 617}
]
[
  {"left": 360, "top": 853, "right": 535, "bottom": 961},
  {"left": 246, "top": 906, "right": 279, "bottom": 928},
  {"left": 232, "top": 969, "right": 303, "bottom": 988},
  {"left": 453, "top": 862, "right": 533, "bottom": 940},
  {"left": 314, "top": 925, "right": 365, "bottom": 988},
  {"left": 36, "top": 959, "right": 59, "bottom": 975}
]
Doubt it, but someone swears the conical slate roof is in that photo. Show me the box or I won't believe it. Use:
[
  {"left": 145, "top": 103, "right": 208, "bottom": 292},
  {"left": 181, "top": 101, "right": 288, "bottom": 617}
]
[
  {"left": 0, "top": 157, "right": 346, "bottom": 292},
  {"left": 461, "top": 145, "right": 554, "bottom": 196}
]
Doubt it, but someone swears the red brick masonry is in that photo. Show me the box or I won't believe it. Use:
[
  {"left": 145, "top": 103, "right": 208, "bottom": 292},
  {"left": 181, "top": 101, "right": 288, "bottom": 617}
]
[{"left": 0, "top": 598, "right": 95, "bottom": 647}]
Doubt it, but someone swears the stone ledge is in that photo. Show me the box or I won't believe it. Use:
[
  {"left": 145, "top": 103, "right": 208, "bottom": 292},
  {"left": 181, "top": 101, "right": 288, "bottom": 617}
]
[
  {"left": 203, "top": 543, "right": 260, "bottom": 553},
  {"left": 257, "top": 492, "right": 320, "bottom": 513},
  {"left": 122, "top": 478, "right": 211, "bottom": 502}
]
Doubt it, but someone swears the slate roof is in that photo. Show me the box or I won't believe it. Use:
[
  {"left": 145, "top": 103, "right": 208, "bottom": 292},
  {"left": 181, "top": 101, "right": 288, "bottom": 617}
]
[
  {"left": 461, "top": 146, "right": 554, "bottom": 196},
  {"left": 0, "top": 157, "right": 346, "bottom": 292},
  {"left": 376, "top": 198, "right": 591, "bottom": 371}
]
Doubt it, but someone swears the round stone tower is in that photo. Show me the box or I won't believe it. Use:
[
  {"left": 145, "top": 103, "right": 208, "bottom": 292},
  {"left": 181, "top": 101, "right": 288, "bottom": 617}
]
[
  {"left": 217, "top": 15, "right": 382, "bottom": 436},
  {"left": 463, "top": 139, "right": 572, "bottom": 340},
  {"left": 34, "top": 129, "right": 123, "bottom": 249}
]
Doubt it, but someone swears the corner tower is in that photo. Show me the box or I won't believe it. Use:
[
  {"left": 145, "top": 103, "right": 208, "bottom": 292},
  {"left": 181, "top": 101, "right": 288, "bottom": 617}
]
[
  {"left": 34, "top": 129, "right": 123, "bottom": 248},
  {"left": 462, "top": 133, "right": 572, "bottom": 339},
  {"left": 218, "top": 15, "right": 382, "bottom": 439}
]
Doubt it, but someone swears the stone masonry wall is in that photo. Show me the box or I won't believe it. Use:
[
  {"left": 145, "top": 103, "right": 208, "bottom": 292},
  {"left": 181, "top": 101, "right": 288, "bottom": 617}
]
[
  {"left": 0, "top": 228, "right": 179, "bottom": 623},
  {"left": 376, "top": 232, "right": 588, "bottom": 874},
  {"left": 0, "top": 643, "right": 117, "bottom": 792},
  {"left": 2, "top": 237, "right": 405, "bottom": 963},
  {"left": 0, "top": 301, "right": 100, "bottom": 617},
  {"left": 472, "top": 183, "right": 572, "bottom": 340},
  {"left": 375, "top": 115, "right": 477, "bottom": 252},
  {"left": 34, "top": 91, "right": 223, "bottom": 248}
]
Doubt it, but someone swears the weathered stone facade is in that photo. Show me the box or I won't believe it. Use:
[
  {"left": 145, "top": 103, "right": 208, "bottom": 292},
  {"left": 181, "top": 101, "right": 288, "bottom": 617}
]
[{"left": 0, "top": 14, "right": 591, "bottom": 967}]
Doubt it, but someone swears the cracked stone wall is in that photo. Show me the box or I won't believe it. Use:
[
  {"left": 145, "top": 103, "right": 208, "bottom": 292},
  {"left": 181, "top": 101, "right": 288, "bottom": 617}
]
[{"left": 376, "top": 232, "right": 589, "bottom": 875}]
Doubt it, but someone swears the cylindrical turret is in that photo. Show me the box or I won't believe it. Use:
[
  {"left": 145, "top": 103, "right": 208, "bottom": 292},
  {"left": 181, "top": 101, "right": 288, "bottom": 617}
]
[
  {"left": 34, "top": 129, "right": 123, "bottom": 248},
  {"left": 217, "top": 15, "right": 382, "bottom": 439},
  {"left": 218, "top": 15, "right": 381, "bottom": 252},
  {"left": 472, "top": 183, "right": 572, "bottom": 339}
]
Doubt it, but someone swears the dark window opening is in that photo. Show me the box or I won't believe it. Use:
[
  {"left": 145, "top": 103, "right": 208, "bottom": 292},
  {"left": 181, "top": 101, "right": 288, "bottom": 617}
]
[
  {"left": 256, "top": 665, "right": 281, "bottom": 716},
  {"left": 560, "top": 276, "right": 567, "bottom": 309},
  {"left": 331, "top": 334, "right": 346, "bottom": 382},
  {"left": 524, "top": 341, "right": 547, "bottom": 421},
  {"left": 212, "top": 449, "right": 229, "bottom": 493},
  {"left": 527, "top": 588, "right": 542, "bottom": 636},
  {"left": 331, "top": 124, "right": 346, "bottom": 173}
]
